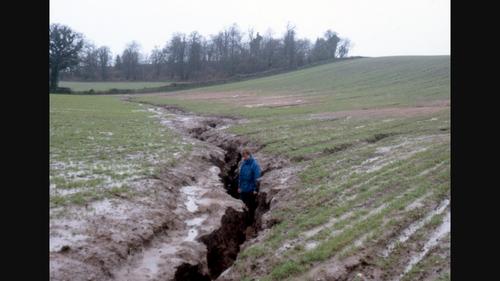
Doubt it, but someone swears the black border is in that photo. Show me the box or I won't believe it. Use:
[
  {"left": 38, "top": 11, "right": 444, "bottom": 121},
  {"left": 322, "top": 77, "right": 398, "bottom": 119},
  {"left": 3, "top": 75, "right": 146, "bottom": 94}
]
[{"left": 6, "top": 0, "right": 49, "bottom": 279}]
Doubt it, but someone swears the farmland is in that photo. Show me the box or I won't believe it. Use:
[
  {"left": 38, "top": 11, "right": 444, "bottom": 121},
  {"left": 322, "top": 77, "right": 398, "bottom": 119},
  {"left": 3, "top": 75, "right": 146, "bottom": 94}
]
[
  {"left": 50, "top": 56, "right": 450, "bottom": 281},
  {"left": 49, "top": 94, "right": 189, "bottom": 208},
  {"left": 134, "top": 56, "right": 450, "bottom": 280}
]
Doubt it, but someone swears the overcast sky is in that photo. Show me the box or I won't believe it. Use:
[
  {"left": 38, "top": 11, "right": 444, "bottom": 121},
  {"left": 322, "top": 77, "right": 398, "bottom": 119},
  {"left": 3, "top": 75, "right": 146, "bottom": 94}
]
[{"left": 49, "top": 0, "right": 450, "bottom": 58}]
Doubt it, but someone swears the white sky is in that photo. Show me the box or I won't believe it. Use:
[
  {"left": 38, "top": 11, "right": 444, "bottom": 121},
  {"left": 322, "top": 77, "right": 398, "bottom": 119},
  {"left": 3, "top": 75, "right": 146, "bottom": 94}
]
[{"left": 49, "top": 0, "right": 450, "bottom": 58}]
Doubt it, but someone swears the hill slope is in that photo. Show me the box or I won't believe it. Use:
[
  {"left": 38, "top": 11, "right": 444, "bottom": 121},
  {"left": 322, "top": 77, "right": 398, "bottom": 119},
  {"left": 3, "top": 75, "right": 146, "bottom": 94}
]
[{"left": 134, "top": 56, "right": 450, "bottom": 281}]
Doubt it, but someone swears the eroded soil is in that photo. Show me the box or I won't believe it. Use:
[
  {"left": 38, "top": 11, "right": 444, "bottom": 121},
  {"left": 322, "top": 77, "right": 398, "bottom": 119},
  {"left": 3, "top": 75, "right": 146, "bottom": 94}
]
[{"left": 50, "top": 101, "right": 299, "bottom": 281}]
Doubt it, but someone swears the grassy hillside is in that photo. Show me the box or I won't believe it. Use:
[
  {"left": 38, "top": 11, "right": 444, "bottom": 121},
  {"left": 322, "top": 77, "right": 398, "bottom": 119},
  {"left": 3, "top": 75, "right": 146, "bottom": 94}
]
[
  {"left": 133, "top": 56, "right": 450, "bottom": 280},
  {"left": 136, "top": 56, "right": 449, "bottom": 117}
]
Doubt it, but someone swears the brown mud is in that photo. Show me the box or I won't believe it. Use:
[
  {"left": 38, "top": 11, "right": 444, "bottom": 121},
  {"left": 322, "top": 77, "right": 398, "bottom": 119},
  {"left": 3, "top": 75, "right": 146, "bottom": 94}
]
[{"left": 50, "top": 100, "right": 299, "bottom": 281}]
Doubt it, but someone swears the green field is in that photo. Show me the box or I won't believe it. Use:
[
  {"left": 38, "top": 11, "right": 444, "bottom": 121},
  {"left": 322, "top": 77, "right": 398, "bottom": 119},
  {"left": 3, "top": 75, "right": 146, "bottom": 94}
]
[
  {"left": 134, "top": 56, "right": 449, "bottom": 118},
  {"left": 49, "top": 94, "right": 189, "bottom": 207},
  {"left": 132, "top": 56, "right": 451, "bottom": 280},
  {"left": 50, "top": 56, "right": 450, "bottom": 280},
  {"left": 59, "top": 81, "right": 171, "bottom": 92}
]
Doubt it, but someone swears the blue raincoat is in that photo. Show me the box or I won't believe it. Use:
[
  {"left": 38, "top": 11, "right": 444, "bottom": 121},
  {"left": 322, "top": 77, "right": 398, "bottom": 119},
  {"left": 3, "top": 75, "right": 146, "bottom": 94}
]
[{"left": 238, "top": 156, "right": 261, "bottom": 193}]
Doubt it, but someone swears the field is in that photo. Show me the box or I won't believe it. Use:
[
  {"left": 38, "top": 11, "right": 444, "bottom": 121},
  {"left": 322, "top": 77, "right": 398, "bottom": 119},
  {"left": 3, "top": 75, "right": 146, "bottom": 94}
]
[
  {"left": 50, "top": 56, "right": 450, "bottom": 281},
  {"left": 58, "top": 81, "right": 171, "bottom": 92},
  {"left": 136, "top": 56, "right": 448, "bottom": 117},
  {"left": 49, "top": 94, "right": 189, "bottom": 208},
  {"left": 134, "top": 56, "right": 450, "bottom": 280}
]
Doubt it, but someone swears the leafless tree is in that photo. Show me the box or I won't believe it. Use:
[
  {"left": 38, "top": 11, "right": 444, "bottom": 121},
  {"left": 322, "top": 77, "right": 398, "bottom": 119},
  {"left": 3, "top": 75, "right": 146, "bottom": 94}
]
[
  {"left": 80, "top": 43, "right": 99, "bottom": 80},
  {"left": 121, "top": 41, "right": 141, "bottom": 80},
  {"left": 97, "top": 46, "right": 111, "bottom": 80},
  {"left": 338, "top": 39, "right": 352, "bottom": 58},
  {"left": 166, "top": 34, "right": 187, "bottom": 79},
  {"left": 52, "top": 23, "right": 351, "bottom": 83},
  {"left": 284, "top": 23, "right": 297, "bottom": 68},
  {"left": 149, "top": 46, "right": 166, "bottom": 79}
]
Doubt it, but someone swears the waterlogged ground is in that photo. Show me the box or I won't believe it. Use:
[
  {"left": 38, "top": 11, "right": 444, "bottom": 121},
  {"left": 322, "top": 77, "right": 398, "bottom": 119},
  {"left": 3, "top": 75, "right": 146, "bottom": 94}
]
[
  {"left": 50, "top": 95, "right": 190, "bottom": 208},
  {"left": 217, "top": 108, "right": 450, "bottom": 281},
  {"left": 50, "top": 56, "right": 450, "bottom": 281},
  {"left": 50, "top": 95, "right": 253, "bottom": 281},
  {"left": 133, "top": 56, "right": 450, "bottom": 280}
]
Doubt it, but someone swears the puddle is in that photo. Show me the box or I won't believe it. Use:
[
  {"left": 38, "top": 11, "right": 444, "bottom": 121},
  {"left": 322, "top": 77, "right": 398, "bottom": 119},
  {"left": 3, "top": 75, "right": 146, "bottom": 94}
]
[
  {"left": 404, "top": 192, "right": 432, "bottom": 212},
  {"left": 399, "top": 211, "right": 450, "bottom": 279},
  {"left": 51, "top": 102, "right": 284, "bottom": 281},
  {"left": 417, "top": 162, "right": 445, "bottom": 177},
  {"left": 303, "top": 212, "right": 353, "bottom": 238},
  {"left": 113, "top": 242, "right": 180, "bottom": 280},
  {"left": 186, "top": 216, "right": 207, "bottom": 227},
  {"left": 184, "top": 215, "right": 208, "bottom": 242},
  {"left": 185, "top": 198, "right": 198, "bottom": 212},
  {"left": 184, "top": 229, "right": 199, "bottom": 242},
  {"left": 305, "top": 241, "right": 318, "bottom": 250},
  {"left": 181, "top": 186, "right": 204, "bottom": 213},
  {"left": 382, "top": 199, "right": 449, "bottom": 257}
]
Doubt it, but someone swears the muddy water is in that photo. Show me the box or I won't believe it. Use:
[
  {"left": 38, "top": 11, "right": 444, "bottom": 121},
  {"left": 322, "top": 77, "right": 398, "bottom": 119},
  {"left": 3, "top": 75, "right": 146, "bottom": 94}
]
[
  {"left": 110, "top": 144, "right": 244, "bottom": 280},
  {"left": 182, "top": 186, "right": 203, "bottom": 213},
  {"left": 50, "top": 100, "right": 294, "bottom": 281},
  {"left": 382, "top": 199, "right": 450, "bottom": 258},
  {"left": 397, "top": 211, "right": 450, "bottom": 280},
  {"left": 51, "top": 104, "right": 248, "bottom": 281},
  {"left": 112, "top": 103, "right": 277, "bottom": 280}
]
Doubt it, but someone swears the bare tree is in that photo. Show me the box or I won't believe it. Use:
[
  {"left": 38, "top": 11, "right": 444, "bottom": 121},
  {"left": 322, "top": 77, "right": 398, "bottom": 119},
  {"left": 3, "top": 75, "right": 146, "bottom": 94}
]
[
  {"left": 248, "top": 30, "right": 263, "bottom": 72},
  {"left": 295, "top": 39, "right": 312, "bottom": 66},
  {"left": 52, "top": 23, "right": 351, "bottom": 83},
  {"left": 211, "top": 31, "right": 229, "bottom": 72},
  {"left": 249, "top": 31, "right": 263, "bottom": 58},
  {"left": 114, "top": 55, "right": 122, "bottom": 68},
  {"left": 337, "top": 39, "right": 352, "bottom": 58},
  {"left": 49, "top": 23, "right": 84, "bottom": 90},
  {"left": 149, "top": 46, "right": 166, "bottom": 79},
  {"left": 80, "top": 43, "right": 99, "bottom": 80},
  {"left": 284, "top": 23, "right": 297, "bottom": 68},
  {"left": 121, "top": 41, "right": 141, "bottom": 80},
  {"left": 262, "top": 29, "right": 284, "bottom": 69},
  {"left": 227, "top": 24, "right": 243, "bottom": 75},
  {"left": 97, "top": 46, "right": 111, "bottom": 80},
  {"left": 187, "top": 32, "right": 203, "bottom": 79},
  {"left": 166, "top": 34, "right": 187, "bottom": 79}
]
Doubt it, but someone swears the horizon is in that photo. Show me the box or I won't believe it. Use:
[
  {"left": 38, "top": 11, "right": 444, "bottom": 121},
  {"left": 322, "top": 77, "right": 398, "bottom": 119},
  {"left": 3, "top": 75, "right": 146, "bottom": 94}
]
[{"left": 49, "top": 0, "right": 450, "bottom": 58}]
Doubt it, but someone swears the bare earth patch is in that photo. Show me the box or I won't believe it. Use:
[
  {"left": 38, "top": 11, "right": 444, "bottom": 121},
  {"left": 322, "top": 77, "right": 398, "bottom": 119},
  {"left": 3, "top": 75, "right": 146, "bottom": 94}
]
[
  {"left": 151, "top": 90, "right": 322, "bottom": 108},
  {"left": 50, "top": 103, "right": 300, "bottom": 281},
  {"left": 308, "top": 100, "right": 449, "bottom": 120}
]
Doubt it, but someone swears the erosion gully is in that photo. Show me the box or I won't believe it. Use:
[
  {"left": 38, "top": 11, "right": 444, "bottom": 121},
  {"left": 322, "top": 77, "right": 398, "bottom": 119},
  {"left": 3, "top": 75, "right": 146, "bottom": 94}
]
[{"left": 120, "top": 100, "right": 287, "bottom": 281}]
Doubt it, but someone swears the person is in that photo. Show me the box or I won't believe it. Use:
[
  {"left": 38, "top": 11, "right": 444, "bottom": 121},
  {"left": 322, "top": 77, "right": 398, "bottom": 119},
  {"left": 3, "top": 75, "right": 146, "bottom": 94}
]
[{"left": 238, "top": 148, "right": 261, "bottom": 221}]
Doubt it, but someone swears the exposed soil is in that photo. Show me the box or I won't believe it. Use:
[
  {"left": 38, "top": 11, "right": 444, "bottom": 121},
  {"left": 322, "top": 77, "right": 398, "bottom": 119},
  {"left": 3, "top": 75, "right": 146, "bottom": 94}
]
[
  {"left": 288, "top": 194, "right": 450, "bottom": 281},
  {"left": 308, "top": 100, "right": 450, "bottom": 120},
  {"left": 50, "top": 100, "right": 299, "bottom": 281},
  {"left": 148, "top": 90, "right": 324, "bottom": 108},
  {"left": 50, "top": 98, "right": 449, "bottom": 281}
]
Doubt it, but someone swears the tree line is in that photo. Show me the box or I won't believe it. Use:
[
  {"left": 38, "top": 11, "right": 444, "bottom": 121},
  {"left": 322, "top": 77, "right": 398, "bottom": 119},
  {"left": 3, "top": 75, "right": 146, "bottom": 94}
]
[{"left": 50, "top": 23, "right": 351, "bottom": 90}]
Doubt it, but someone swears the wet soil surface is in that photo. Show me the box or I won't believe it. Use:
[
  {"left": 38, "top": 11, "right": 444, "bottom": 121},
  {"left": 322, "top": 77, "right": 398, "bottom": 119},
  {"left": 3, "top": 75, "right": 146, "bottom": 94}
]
[{"left": 50, "top": 101, "right": 300, "bottom": 281}]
